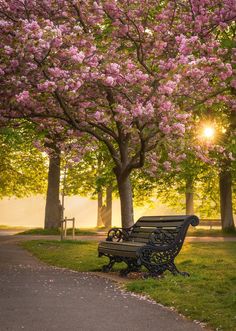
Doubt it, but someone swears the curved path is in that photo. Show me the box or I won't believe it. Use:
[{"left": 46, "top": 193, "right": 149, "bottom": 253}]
[{"left": 0, "top": 235, "right": 208, "bottom": 331}]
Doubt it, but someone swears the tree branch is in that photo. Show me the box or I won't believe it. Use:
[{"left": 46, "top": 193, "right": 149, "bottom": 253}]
[{"left": 88, "top": 121, "right": 119, "bottom": 141}]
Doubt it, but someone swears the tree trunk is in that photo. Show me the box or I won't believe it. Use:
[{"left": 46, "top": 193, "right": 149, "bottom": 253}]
[
  {"left": 219, "top": 169, "right": 235, "bottom": 231},
  {"left": 116, "top": 173, "right": 134, "bottom": 228},
  {"left": 185, "top": 178, "right": 194, "bottom": 215},
  {"left": 218, "top": 100, "right": 235, "bottom": 231},
  {"left": 104, "top": 185, "right": 112, "bottom": 229},
  {"left": 44, "top": 151, "right": 61, "bottom": 229},
  {"left": 97, "top": 190, "right": 104, "bottom": 227}
]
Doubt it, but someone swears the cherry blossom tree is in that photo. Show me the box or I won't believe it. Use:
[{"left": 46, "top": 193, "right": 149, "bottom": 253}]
[{"left": 0, "top": 0, "right": 235, "bottom": 227}]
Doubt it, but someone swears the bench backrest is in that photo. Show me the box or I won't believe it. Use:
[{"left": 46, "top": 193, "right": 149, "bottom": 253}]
[
  {"left": 200, "top": 219, "right": 221, "bottom": 226},
  {"left": 129, "top": 215, "right": 199, "bottom": 246}
]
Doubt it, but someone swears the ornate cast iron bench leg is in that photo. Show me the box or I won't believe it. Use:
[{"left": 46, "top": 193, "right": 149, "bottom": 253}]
[
  {"left": 101, "top": 256, "right": 116, "bottom": 273},
  {"left": 167, "top": 262, "right": 190, "bottom": 277},
  {"left": 137, "top": 246, "right": 190, "bottom": 278},
  {"left": 119, "top": 258, "right": 141, "bottom": 277},
  {"left": 137, "top": 247, "right": 167, "bottom": 278}
]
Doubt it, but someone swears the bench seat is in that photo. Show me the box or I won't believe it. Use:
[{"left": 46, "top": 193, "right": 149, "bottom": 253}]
[
  {"left": 98, "top": 241, "right": 145, "bottom": 258},
  {"left": 98, "top": 215, "right": 199, "bottom": 277}
]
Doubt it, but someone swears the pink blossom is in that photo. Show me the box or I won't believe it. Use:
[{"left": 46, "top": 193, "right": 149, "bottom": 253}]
[
  {"left": 163, "top": 161, "right": 172, "bottom": 171},
  {"left": 72, "top": 157, "right": 81, "bottom": 163},
  {"left": 172, "top": 123, "right": 185, "bottom": 135},
  {"left": 52, "top": 37, "right": 63, "bottom": 48},
  {"left": 105, "top": 76, "right": 115, "bottom": 86},
  {"left": 48, "top": 67, "right": 68, "bottom": 78},
  {"left": 159, "top": 81, "right": 177, "bottom": 95},
  {"left": 24, "top": 20, "right": 40, "bottom": 32},
  {"left": 108, "top": 63, "right": 120, "bottom": 74},
  {"left": 94, "top": 111, "right": 101, "bottom": 121},
  {"left": 119, "top": 25, "right": 128, "bottom": 36},
  {"left": 219, "top": 63, "right": 233, "bottom": 80},
  {"left": 75, "top": 80, "right": 82, "bottom": 89},
  {"left": 132, "top": 104, "right": 143, "bottom": 117},
  {"left": 10, "top": 60, "right": 19, "bottom": 68},
  {"left": 4, "top": 46, "right": 13, "bottom": 55},
  {"left": 72, "top": 51, "right": 85, "bottom": 63},
  {"left": 15, "top": 91, "right": 30, "bottom": 104},
  {"left": 37, "top": 81, "right": 57, "bottom": 92},
  {"left": 161, "top": 116, "right": 168, "bottom": 123},
  {"left": 231, "top": 80, "right": 236, "bottom": 89},
  {"left": 161, "top": 101, "right": 173, "bottom": 111},
  {"left": 135, "top": 70, "right": 149, "bottom": 81},
  {"left": 159, "top": 123, "right": 171, "bottom": 134}
]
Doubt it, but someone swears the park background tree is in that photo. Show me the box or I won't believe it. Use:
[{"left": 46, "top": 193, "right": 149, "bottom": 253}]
[
  {"left": 63, "top": 143, "right": 115, "bottom": 228},
  {"left": 0, "top": 121, "right": 47, "bottom": 198},
  {"left": 216, "top": 23, "right": 236, "bottom": 231}
]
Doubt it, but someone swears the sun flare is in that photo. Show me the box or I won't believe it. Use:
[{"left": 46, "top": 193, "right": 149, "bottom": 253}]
[{"left": 203, "top": 126, "right": 215, "bottom": 139}]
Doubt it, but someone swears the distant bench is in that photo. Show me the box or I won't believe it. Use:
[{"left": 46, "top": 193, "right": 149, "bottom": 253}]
[
  {"left": 199, "top": 219, "right": 221, "bottom": 229},
  {"left": 98, "top": 215, "right": 199, "bottom": 277}
]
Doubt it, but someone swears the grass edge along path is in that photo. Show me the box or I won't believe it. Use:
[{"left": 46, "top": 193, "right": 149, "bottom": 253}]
[
  {"left": 0, "top": 225, "right": 29, "bottom": 231},
  {"left": 21, "top": 240, "right": 236, "bottom": 331},
  {"left": 16, "top": 228, "right": 98, "bottom": 236}
]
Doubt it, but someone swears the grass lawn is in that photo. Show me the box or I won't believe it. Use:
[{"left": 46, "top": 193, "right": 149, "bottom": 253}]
[
  {"left": 22, "top": 240, "right": 236, "bottom": 331},
  {"left": 17, "top": 228, "right": 97, "bottom": 236},
  {"left": 22, "top": 240, "right": 108, "bottom": 271}
]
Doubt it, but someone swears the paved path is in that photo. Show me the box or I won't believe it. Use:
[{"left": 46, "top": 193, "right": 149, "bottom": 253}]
[{"left": 0, "top": 236, "right": 208, "bottom": 331}]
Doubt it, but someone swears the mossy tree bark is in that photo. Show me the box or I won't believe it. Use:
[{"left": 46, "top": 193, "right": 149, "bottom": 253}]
[
  {"left": 185, "top": 178, "right": 194, "bottom": 215},
  {"left": 97, "top": 190, "right": 104, "bottom": 227},
  {"left": 219, "top": 168, "right": 235, "bottom": 231},
  {"left": 44, "top": 148, "right": 61, "bottom": 229},
  {"left": 116, "top": 173, "right": 134, "bottom": 228},
  {"left": 103, "top": 185, "right": 112, "bottom": 229}
]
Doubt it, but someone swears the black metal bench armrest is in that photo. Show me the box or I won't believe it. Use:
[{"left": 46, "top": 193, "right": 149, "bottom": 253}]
[
  {"left": 106, "top": 226, "right": 133, "bottom": 242},
  {"left": 147, "top": 229, "right": 179, "bottom": 247},
  {"left": 147, "top": 215, "right": 199, "bottom": 247}
]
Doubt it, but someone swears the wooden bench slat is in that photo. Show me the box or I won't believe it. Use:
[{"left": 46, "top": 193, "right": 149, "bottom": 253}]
[
  {"left": 99, "top": 241, "right": 145, "bottom": 257},
  {"left": 132, "top": 227, "right": 156, "bottom": 233},
  {"left": 135, "top": 221, "right": 184, "bottom": 227},
  {"left": 138, "top": 216, "right": 187, "bottom": 221},
  {"left": 130, "top": 232, "right": 151, "bottom": 239},
  {"left": 98, "top": 248, "right": 137, "bottom": 258},
  {"left": 100, "top": 241, "right": 143, "bottom": 250},
  {"left": 132, "top": 227, "right": 180, "bottom": 234},
  {"left": 131, "top": 231, "right": 178, "bottom": 238},
  {"left": 200, "top": 221, "right": 221, "bottom": 226},
  {"left": 131, "top": 239, "right": 149, "bottom": 243}
]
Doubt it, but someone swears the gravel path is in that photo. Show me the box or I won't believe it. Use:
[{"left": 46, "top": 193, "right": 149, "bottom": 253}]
[{"left": 0, "top": 235, "right": 209, "bottom": 331}]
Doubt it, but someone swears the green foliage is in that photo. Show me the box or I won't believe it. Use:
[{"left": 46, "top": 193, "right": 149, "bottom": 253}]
[
  {"left": 63, "top": 143, "right": 116, "bottom": 198},
  {"left": 0, "top": 121, "right": 48, "bottom": 198},
  {"left": 155, "top": 166, "right": 223, "bottom": 218}
]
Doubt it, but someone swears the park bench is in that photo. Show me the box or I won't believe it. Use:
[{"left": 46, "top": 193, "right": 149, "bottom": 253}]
[
  {"left": 98, "top": 215, "right": 199, "bottom": 277},
  {"left": 200, "top": 219, "right": 221, "bottom": 229}
]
